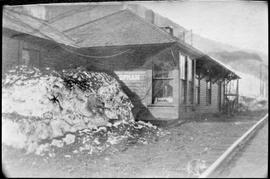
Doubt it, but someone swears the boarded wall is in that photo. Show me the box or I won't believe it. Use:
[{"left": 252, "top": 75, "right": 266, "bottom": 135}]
[
  {"left": 114, "top": 70, "right": 150, "bottom": 105},
  {"left": 2, "top": 35, "right": 20, "bottom": 72}
]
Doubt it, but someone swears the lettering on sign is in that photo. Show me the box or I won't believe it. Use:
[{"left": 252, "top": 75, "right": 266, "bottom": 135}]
[{"left": 118, "top": 74, "right": 141, "bottom": 81}]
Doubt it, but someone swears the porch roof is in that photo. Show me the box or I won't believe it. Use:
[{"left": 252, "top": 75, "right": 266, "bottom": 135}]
[{"left": 176, "top": 40, "right": 240, "bottom": 80}]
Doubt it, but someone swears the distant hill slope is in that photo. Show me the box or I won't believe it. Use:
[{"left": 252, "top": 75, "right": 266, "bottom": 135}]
[
  {"left": 208, "top": 50, "right": 268, "bottom": 80},
  {"left": 130, "top": 3, "right": 268, "bottom": 81},
  {"left": 168, "top": 13, "right": 268, "bottom": 81},
  {"left": 192, "top": 33, "right": 268, "bottom": 65}
]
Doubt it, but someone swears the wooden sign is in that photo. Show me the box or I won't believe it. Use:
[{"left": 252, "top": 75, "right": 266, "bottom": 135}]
[
  {"left": 118, "top": 74, "right": 141, "bottom": 81},
  {"left": 115, "top": 71, "right": 146, "bottom": 81}
]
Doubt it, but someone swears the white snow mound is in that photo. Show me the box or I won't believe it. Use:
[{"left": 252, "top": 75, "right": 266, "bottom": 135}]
[{"left": 2, "top": 66, "right": 134, "bottom": 154}]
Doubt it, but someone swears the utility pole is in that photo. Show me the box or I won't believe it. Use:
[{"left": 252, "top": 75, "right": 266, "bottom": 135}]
[
  {"left": 259, "top": 63, "right": 262, "bottom": 96},
  {"left": 190, "top": 29, "right": 193, "bottom": 46},
  {"left": 182, "top": 29, "right": 193, "bottom": 46}
]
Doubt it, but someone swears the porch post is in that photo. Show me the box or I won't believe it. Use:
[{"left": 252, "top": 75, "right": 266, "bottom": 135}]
[
  {"left": 178, "top": 51, "right": 181, "bottom": 120},
  {"left": 236, "top": 78, "right": 239, "bottom": 112},
  {"left": 223, "top": 79, "right": 226, "bottom": 113},
  {"left": 193, "top": 59, "right": 196, "bottom": 106}
]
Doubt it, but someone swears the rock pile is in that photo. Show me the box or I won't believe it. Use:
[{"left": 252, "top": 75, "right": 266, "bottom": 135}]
[
  {"left": 238, "top": 95, "right": 268, "bottom": 111},
  {"left": 2, "top": 66, "right": 162, "bottom": 156}
]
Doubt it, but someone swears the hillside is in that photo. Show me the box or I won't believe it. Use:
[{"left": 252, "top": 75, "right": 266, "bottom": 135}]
[
  {"left": 190, "top": 33, "right": 268, "bottom": 98},
  {"left": 128, "top": 3, "right": 268, "bottom": 81},
  {"left": 173, "top": 17, "right": 268, "bottom": 81},
  {"left": 208, "top": 50, "right": 268, "bottom": 80}
]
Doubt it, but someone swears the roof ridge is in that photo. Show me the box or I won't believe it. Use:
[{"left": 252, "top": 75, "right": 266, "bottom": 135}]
[
  {"left": 48, "top": 5, "right": 97, "bottom": 24},
  {"left": 63, "top": 9, "right": 128, "bottom": 33},
  {"left": 124, "top": 9, "right": 176, "bottom": 42},
  {"left": 64, "top": 9, "right": 175, "bottom": 43}
]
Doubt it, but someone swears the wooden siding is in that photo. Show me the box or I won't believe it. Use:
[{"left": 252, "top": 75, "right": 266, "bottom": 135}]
[
  {"left": 179, "top": 76, "right": 223, "bottom": 120},
  {"left": 147, "top": 106, "right": 178, "bottom": 119},
  {"left": 2, "top": 35, "right": 20, "bottom": 72}
]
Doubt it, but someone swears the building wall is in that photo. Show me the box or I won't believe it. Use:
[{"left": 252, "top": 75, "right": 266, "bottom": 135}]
[
  {"left": 2, "top": 32, "right": 88, "bottom": 72},
  {"left": 2, "top": 35, "right": 20, "bottom": 72},
  {"left": 178, "top": 78, "right": 221, "bottom": 119},
  {"left": 40, "top": 46, "right": 87, "bottom": 70},
  {"left": 197, "top": 78, "right": 219, "bottom": 112}
]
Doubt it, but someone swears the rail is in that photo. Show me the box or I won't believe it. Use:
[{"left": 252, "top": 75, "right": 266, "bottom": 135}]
[{"left": 199, "top": 113, "right": 268, "bottom": 178}]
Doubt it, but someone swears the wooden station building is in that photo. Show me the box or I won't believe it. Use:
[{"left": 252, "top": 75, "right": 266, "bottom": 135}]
[{"left": 2, "top": 7, "right": 240, "bottom": 121}]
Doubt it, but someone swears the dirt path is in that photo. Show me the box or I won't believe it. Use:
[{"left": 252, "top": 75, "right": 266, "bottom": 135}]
[{"left": 2, "top": 110, "right": 267, "bottom": 178}]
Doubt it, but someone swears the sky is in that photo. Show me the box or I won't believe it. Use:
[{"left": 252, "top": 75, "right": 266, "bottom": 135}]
[{"left": 134, "top": 0, "right": 268, "bottom": 55}]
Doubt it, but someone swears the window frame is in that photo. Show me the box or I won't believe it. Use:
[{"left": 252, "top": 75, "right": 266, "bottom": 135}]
[
  {"left": 21, "top": 47, "right": 41, "bottom": 67},
  {"left": 152, "top": 60, "right": 174, "bottom": 105},
  {"left": 179, "top": 53, "right": 186, "bottom": 80},
  {"left": 188, "top": 59, "right": 195, "bottom": 104}
]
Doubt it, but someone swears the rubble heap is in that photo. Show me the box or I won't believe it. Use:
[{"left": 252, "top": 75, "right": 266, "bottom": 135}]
[
  {"left": 238, "top": 95, "right": 268, "bottom": 111},
  {"left": 2, "top": 66, "right": 162, "bottom": 156}
]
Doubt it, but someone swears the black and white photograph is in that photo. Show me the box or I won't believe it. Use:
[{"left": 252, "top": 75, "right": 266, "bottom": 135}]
[{"left": 2, "top": 0, "right": 268, "bottom": 178}]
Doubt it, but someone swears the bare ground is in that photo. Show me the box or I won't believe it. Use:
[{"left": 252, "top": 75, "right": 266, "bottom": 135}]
[{"left": 2, "top": 110, "right": 268, "bottom": 178}]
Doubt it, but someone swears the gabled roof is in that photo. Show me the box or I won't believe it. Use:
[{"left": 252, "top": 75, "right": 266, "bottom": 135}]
[
  {"left": 64, "top": 9, "right": 176, "bottom": 48},
  {"left": 3, "top": 8, "right": 78, "bottom": 47},
  {"left": 46, "top": 5, "right": 123, "bottom": 32},
  {"left": 2, "top": 5, "right": 240, "bottom": 79}
]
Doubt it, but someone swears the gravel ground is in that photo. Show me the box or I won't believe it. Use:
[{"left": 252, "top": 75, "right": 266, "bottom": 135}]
[{"left": 2, "top": 110, "right": 268, "bottom": 178}]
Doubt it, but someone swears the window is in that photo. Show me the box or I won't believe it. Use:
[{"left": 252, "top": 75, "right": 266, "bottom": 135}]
[
  {"left": 180, "top": 55, "right": 188, "bottom": 104},
  {"left": 22, "top": 49, "right": 31, "bottom": 65},
  {"left": 188, "top": 59, "right": 195, "bottom": 104},
  {"left": 181, "top": 80, "right": 187, "bottom": 104},
  {"left": 21, "top": 48, "right": 40, "bottom": 67},
  {"left": 152, "top": 60, "right": 174, "bottom": 104},
  {"left": 179, "top": 53, "right": 186, "bottom": 80},
  {"left": 189, "top": 81, "right": 194, "bottom": 104},
  {"left": 187, "top": 57, "right": 193, "bottom": 81},
  {"left": 206, "top": 80, "right": 212, "bottom": 105},
  {"left": 195, "top": 74, "right": 200, "bottom": 104}
]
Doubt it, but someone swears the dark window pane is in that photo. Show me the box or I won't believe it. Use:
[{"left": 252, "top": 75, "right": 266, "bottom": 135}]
[
  {"left": 179, "top": 53, "right": 186, "bottom": 80},
  {"left": 22, "top": 49, "right": 40, "bottom": 67},
  {"left": 153, "top": 62, "right": 173, "bottom": 78},
  {"left": 206, "top": 81, "right": 212, "bottom": 105},
  {"left": 152, "top": 79, "right": 173, "bottom": 104},
  {"left": 187, "top": 58, "right": 192, "bottom": 81},
  {"left": 189, "top": 81, "right": 193, "bottom": 104},
  {"left": 196, "top": 86, "right": 200, "bottom": 104},
  {"left": 181, "top": 79, "right": 187, "bottom": 104}
]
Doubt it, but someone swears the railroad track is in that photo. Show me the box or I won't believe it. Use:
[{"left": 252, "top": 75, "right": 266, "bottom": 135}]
[{"left": 199, "top": 113, "right": 268, "bottom": 178}]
